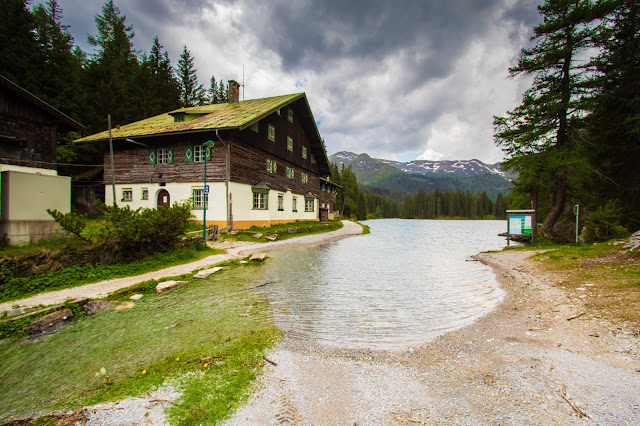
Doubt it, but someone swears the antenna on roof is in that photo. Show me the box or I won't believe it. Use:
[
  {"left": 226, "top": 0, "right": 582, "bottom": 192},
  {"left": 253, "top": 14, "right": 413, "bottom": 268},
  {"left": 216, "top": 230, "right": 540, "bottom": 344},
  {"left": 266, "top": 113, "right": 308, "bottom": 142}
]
[{"left": 242, "top": 65, "right": 245, "bottom": 100}]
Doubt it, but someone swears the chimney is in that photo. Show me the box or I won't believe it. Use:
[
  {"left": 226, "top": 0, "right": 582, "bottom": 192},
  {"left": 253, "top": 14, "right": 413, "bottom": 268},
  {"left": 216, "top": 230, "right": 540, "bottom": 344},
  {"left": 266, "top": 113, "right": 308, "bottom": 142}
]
[{"left": 228, "top": 80, "right": 240, "bottom": 104}]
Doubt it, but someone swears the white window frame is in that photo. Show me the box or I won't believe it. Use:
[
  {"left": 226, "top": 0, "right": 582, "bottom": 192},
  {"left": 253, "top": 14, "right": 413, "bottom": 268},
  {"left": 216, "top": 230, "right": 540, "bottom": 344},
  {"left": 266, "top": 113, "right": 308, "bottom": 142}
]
[
  {"left": 192, "top": 188, "right": 209, "bottom": 208},
  {"left": 157, "top": 148, "right": 170, "bottom": 164},
  {"left": 292, "top": 197, "right": 298, "bottom": 212},
  {"left": 253, "top": 191, "right": 267, "bottom": 210},
  {"left": 122, "top": 189, "right": 133, "bottom": 202},
  {"left": 193, "top": 145, "right": 206, "bottom": 162},
  {"left": 278, "top": 194, "right": 284, "bottom": 211}
]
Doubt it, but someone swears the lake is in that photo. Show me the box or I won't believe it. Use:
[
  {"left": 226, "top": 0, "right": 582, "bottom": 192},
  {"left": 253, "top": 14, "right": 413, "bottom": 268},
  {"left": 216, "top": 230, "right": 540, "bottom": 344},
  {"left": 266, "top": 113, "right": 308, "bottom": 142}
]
[{"left": 254, "top": 219, "right": 509, "bottom": 350}]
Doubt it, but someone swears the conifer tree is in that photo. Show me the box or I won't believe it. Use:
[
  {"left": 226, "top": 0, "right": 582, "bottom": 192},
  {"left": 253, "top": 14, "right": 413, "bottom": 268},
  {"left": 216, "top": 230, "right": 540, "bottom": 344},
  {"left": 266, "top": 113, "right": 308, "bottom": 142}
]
[
  {"left": 494, "top": 0, "right": 598, "bottom": 238},
  {"left": 177, "top": 45, "right": 205, "bottom": 107},
  {"left": 208, "top": 76, "right": 217, "bottom": 103}
]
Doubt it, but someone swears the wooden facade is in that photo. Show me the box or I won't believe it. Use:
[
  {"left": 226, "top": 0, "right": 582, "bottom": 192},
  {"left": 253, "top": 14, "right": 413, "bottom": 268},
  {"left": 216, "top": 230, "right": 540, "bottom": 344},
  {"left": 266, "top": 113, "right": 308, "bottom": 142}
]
[
  {"left": 84, "top": 88, "right": 338, "bottom": 229},
  {"left": 0, "top": 75, "right": 82, "bottom": 172}
]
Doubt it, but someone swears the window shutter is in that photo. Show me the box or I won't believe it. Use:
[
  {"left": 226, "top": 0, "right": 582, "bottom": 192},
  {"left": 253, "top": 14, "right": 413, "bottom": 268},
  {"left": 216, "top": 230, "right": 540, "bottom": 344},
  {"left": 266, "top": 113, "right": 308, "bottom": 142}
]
[
  {"left": 167, "top": 147, "right": 174, "bottom": 164},
  {"left": 185, "top": 146, "right": 193, "bottom": 162},
  {"left": 149, "top": 148, "right": 157, "bottom": 164},
  {"left": 205, "top": 146, "right": 212, "bottom": 161}
]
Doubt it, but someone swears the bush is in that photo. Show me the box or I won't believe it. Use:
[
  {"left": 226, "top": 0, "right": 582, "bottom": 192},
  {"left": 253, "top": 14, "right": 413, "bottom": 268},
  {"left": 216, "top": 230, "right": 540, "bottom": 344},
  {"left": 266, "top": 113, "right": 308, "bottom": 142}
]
[
  {"left": 48, "top": 200, "right": 194, "bottom": 263},
  {"left": 582, "top": 200, "right": 629, "bottom": 243}
]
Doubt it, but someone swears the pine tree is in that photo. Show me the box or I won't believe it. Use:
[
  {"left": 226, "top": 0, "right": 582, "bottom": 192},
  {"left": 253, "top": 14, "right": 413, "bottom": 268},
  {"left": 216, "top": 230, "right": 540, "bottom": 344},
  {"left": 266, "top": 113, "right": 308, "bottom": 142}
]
[
  {"left": 177, "top": 46, "right": 205, "bottom": 107},
  {"left": 139, "top": 36, "right": 180, "bottom": 116},
  {"left": 218, "top": 80, "right": 227, "bottom": 103},
  {"left": 586, "top": 0, "right": 640, "bottom": 230},
  {"left": 85, "top": 0, "right": 140, "bottom": 131},
  {"left": 494, "top": 0, "right": 598, "bottom": 238}
]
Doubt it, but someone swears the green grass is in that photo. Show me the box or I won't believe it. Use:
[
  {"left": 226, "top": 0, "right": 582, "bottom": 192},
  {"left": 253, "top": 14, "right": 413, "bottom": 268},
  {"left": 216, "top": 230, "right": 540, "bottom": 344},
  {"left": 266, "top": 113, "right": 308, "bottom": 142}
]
[
  {"left": 0, "top": 245, "right": 221, "bottom": 304},
  {"left": 217, "top": 220, "right": 343, "bottom": 244},
  {"left": 0, "top": 262, "right": 280, "bottom": 424}
]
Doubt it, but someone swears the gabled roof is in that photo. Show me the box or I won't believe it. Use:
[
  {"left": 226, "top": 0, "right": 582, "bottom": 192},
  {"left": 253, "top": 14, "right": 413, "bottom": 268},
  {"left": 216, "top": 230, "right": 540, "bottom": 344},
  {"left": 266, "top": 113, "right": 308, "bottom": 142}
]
[
  {"left": 0, "top": 74, "right": 84, "bottom": 130},
  {"left": 76, "top": 93, "right": 310, "bottom": 142}
]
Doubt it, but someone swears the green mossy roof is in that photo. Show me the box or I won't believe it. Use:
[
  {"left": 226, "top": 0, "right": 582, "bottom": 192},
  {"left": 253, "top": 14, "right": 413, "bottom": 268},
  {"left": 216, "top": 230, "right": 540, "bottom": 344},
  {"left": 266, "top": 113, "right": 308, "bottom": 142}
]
[{"left": 76, "top": 93, "right": 305, "bottom": 142}]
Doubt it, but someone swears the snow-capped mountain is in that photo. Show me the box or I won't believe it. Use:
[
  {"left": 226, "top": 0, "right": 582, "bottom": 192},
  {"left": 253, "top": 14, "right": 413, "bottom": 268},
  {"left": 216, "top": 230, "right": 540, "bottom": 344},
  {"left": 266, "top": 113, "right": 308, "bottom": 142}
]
[{"left": 330, "top": 151, "right": 509, "bottom": 179}]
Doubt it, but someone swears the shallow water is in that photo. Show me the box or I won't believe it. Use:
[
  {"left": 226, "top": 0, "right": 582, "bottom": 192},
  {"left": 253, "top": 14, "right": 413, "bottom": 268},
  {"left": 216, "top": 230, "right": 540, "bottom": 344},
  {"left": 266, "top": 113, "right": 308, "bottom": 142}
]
[{"left": 254, "top": 219, "right": 508, "bottom": 350}]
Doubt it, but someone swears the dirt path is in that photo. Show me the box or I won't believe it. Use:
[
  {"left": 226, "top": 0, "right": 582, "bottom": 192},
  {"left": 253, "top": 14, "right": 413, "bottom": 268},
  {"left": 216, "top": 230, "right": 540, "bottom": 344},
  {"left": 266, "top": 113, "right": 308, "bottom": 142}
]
[
  {"left": 0, "top": 221, "right": 363, "bottom": 313},
  {"left": 224, "top": 250, "right": 640, "bottom": 425}
]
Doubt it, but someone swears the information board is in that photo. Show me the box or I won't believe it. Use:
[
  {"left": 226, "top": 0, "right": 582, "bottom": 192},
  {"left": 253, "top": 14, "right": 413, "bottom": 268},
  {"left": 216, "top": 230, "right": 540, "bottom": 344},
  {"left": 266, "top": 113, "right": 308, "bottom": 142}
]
[{"left": 509, "top": 215, "right": 532, "bottom": 235}]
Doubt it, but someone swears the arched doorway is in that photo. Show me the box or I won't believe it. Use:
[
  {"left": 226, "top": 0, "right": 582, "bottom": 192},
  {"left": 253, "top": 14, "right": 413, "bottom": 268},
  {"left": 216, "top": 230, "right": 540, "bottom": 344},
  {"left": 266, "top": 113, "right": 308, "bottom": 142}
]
[{"left": 157, "top": 189, "right": 170, "bottom": 207}]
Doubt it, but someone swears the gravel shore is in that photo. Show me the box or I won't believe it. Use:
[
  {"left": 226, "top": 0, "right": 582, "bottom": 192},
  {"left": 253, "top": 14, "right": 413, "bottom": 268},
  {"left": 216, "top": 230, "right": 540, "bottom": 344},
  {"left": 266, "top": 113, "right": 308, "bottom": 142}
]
[{"left": 224, "top": 249, "right": 640, "bottom": 425}]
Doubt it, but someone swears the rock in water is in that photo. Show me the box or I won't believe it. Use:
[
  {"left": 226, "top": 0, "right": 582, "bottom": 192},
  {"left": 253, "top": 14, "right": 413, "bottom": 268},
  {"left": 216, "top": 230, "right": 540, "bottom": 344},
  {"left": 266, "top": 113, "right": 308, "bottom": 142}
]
[
  {"left": 156, "top": 280, "right": 189, "bottom": 292},
  {"left": 193, "top": 267, "right": 223, "bottom": 279}
]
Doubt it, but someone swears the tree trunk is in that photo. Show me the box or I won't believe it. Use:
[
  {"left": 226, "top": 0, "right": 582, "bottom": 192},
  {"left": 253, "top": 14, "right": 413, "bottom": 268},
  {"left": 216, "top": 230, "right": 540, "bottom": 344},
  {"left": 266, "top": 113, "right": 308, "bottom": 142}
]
[{"left": 542, "top": 172, "right": 567, "bottom": 237}]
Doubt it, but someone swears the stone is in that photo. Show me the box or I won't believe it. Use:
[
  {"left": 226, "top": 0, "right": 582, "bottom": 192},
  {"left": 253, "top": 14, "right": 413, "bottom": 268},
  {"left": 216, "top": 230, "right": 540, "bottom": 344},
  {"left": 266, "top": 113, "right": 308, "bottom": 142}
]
[
  {"left": 193, "top": 267, "right": 223, "bottom": 279},
  {"left": 253, "top": 233, "right": 263, "bottom": 238},
  {"left": 83, "top": 300, "right": 115, "bottom": 315},
  {"left": 156, "top": 280, "right": 189, "bottom": 293},
  {"left": 249, "top": 253, "right": 267, "bottom": 261},
  {"left": 7, "top": 307, "right": 27, "bottom": 316},
  {"left": 114, "top": 301, "right": 135, "bottom": 310},
  {"left": 266, "top": 234, "right": 278, "bottom": 241},
  {"left": 130, "top": 294, "right": 143, "bottom": 300},
  {"left": 239, "top": 260, "right": 249, "bottom": 264},
  {"left": 23, "top": 308, "right": 73, "bottom": 335}
]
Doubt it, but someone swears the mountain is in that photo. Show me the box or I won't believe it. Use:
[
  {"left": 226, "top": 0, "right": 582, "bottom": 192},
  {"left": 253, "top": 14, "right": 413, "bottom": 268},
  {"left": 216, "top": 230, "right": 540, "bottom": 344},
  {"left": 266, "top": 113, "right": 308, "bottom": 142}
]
[{"left": 328, "top": 151, "right": 513, "bottom": 200}]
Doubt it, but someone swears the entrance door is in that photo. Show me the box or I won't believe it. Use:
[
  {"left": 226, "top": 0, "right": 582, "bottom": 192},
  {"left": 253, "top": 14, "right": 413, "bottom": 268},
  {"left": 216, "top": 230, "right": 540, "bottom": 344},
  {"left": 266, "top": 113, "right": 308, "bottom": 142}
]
[{"left": 157, "top": 189, "right": 170, "bottom": 207}]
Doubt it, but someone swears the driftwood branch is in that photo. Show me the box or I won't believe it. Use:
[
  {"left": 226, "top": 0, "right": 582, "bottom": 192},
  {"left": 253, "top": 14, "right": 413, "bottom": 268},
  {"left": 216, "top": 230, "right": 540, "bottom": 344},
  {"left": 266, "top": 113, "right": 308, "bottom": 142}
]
[
  {"left": 150, "top": 399, "right": 177, "bottom": 405},
  {"left": 262, "top": 355, "right": 278, "bottom": 366},
  {"left": 559, "top": 386, "right": 587, "bottom": 418},
  {"left": 567, "top": 312, "right": 586, "bottom": 321}
]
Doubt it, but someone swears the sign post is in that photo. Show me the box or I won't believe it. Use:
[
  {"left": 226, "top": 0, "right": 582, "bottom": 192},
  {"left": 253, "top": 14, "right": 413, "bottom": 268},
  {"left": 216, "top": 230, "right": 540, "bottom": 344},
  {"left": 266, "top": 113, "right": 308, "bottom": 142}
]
[{"left": 506, "top": 209, "right": 536, "bottom": 245}]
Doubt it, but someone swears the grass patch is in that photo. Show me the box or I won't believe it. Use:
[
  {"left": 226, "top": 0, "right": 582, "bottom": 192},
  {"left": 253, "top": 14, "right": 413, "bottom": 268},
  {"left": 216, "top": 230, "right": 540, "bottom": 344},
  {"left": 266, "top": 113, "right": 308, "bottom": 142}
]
[
  {"left": 0, "top": 262, "right": 280, "bottom": 423},
  {"left": 0, "top": 245, "right": 221, "bottom": 304},
  {"left": 217, "top": 220, "right": 343, "bottom": 244},
  {"left": 354, "top": 221, "right": 370, "bottom": 234},
  {"left": 526, "top": 240, "right": 640, "bottom": 325}
]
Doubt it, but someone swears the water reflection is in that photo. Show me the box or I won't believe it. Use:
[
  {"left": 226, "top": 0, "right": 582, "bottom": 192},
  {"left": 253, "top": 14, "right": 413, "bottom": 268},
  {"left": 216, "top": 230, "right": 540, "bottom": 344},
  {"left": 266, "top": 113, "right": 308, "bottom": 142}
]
[{"left": 255, "top": 219, "right": 507, "bottom": 350}]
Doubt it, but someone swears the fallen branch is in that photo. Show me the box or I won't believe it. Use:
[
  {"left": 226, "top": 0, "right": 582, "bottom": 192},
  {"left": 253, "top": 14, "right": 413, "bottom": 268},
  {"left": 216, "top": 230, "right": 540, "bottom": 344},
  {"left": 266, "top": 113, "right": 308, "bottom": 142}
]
[
  {"left": 150, "top": 399, "right": 177, "bottom": 405},
  {"left": 567, "top": 312, "right": 586, "bottom": 321},
  {"left": 263, "top": 355, "right": 278, "bottom": 366},
  {"left": 245, "top": 281, "right": 278, "bottom": 290},
  {"left": 559, "top": 386, "right": 587, "bottom": 418}
]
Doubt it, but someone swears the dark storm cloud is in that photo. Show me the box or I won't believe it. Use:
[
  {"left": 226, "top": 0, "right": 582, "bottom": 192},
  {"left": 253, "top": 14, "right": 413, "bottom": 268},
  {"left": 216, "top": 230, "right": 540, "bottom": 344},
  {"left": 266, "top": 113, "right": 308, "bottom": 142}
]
[{"left": 240, "top": 0, "right": 507, "bottom": 79}]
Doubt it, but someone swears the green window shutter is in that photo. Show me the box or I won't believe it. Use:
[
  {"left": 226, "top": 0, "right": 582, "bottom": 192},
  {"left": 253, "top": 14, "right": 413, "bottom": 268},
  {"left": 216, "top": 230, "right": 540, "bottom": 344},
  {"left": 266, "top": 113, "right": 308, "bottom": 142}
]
[
  {"left": 149, "top": 148, "right": 157, "bottom": 164},
  {"left": 205, "top": 146, "right": 212, "bottom": 161},
  {"left": 185, "top": 146, "right": 193, "bottom": 162},
  {"left": 167, "top": 147, "right": 174, "bottom": 164}
]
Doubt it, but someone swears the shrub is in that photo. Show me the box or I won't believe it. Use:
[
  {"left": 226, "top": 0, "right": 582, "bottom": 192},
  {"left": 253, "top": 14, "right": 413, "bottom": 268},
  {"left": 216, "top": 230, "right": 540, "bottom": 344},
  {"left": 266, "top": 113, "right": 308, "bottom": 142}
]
[{"left": 582, "top": 200, "right": 629, "bottom": 243}]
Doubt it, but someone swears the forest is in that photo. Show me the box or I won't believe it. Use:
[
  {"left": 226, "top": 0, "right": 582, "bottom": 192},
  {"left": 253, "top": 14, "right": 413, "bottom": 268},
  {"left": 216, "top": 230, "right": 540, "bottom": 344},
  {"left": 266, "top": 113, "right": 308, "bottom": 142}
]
[{"left": 1, "top": 0, "right": 638, "bottom": 240}]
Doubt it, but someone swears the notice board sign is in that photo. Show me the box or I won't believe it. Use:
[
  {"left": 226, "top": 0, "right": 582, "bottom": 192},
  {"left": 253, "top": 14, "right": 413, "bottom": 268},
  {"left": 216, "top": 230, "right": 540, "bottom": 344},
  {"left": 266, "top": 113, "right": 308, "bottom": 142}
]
[{"left": 506, "top": 209, "right": 535, "bottom": 244}]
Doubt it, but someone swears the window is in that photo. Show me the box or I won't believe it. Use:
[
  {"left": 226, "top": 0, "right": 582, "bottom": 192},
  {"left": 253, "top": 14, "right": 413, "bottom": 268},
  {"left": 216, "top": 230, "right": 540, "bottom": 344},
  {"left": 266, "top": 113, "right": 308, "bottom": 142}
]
[
  {"left": 288, "top": 108, "right": 293, "bottom": 123},
  {"left": 157, "top": 148, "right": 172, "bottom": 164},
  {"left": 305, "top": 197, "right": 314, "bottom": 212},
  {"left": 192, "top": 188, "right": 209, "bottom": 208},
  {"left": 253, "top": 191, "right": 268, "bottom": 210},
  {"left": 287, "top": 137, "right": 293, "bottom": 151},
  {"left": 251, "top": 122, "right": 259, "bottom": 132},
  {"left": 278, "top": 194, "right": 284, "bottom": 211},
  {"left": 194, "top": 145, "right": 207, "bottom": 162},
  {"left": 174, "top": 113, "right": 185, "bottom": 122},
  {"left": 286, "top": 166, "right": 295, "bottom": 180},
  {"left": 301, "top": 172, "right": 308, "bottom": 184},
  {"left": 310, "top": 153, "right": 316, "bottom": 164},
  {"left": 292, "top": 197, "right": 298, "bottom": 212},
  {"left": 141, "top": 188, "right": 149, "bottom": 200},
  {"left": 302, "top": 146, "right": 307, "bottom": 159},
  {"left": 268, "top": 124, "right": 275, "bottom": 141},
  {"left": 266, "top": 158, "right": 277, "bottom": 174},
  {"left": 122, "top": 189, "right": 132, "bottom": 202}
]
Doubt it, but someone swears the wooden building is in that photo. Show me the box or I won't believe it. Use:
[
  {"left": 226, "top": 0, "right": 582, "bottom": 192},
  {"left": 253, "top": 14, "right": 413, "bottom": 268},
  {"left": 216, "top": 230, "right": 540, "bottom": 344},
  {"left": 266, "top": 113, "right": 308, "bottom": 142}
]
[
  {"left": 0, "top": 75, "right": 83, "bottom": 243},
  {"left": 76, "top": 81, "right": 338, "bottom": 229}
]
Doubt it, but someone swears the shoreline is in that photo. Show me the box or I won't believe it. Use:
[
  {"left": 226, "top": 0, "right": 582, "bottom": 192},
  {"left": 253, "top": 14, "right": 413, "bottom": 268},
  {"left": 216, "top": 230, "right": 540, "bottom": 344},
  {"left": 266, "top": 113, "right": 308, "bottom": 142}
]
[
  {"left": 225, "top": 249, "right": 640, "bottom": 424},
  {"left": 0, "top": 220, "right": 363, "bottom": 313}
]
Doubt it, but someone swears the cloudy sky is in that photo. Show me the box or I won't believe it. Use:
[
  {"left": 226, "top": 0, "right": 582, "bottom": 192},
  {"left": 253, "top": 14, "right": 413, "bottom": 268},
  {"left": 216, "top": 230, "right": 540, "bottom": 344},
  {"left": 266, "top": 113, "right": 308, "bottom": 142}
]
[{"left": 41, "top": 0, "right": 542, "bottom": 164}]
